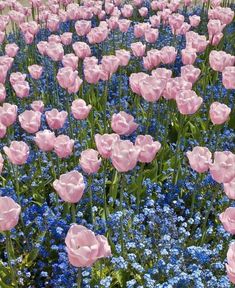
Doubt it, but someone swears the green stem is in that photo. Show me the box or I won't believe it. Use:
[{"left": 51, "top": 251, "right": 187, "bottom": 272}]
[
  {"left": 77, "top": 267, "right": 82, "bottom": 288},
  {"left": 103, "top": 160, "right": 108, "bottom": 222},
  {"left": 88, "top": 176, "right": 94, "bottom": 225},
  {"left": 71, "top": 203, "right": 76, "bottom": 223},
  {"left": 6, "top": 231, "right": 17, "bottom": 287}
]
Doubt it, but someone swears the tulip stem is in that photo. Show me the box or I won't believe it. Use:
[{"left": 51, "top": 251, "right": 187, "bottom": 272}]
[
  {"left": 71, "top": 203, "right": 76, "bottom": 223},
  {"left": 6, "top": 231, "right": 17, "bottom": 287},
  {"left": 77, "top": 267, "right": 82, "bottom": 288},
  {"left": 88, "top": 176, "right": 94, "bottom": 225},
  {"left": 103, "top": 160, "right": 108, "bottom": 223}
]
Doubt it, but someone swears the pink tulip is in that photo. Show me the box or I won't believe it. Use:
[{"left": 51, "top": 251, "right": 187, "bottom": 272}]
[
  {"left": 209, "top": 102, "right": 231, "bottom": 125},
  {"left": 46, "top": 42, "right": 64, "bottom": 62},
  {"left": 226, "top": 242, "right": 235, "bottom": 284},
  {"left": 30, "top": 100, "right": 44, "bottom": 112},
  {"left": 150, "top": 15, "right": 161, "bottom": 27},
  {"left": 79, "top": 149, "right": 101, "bottom": 174},
  {"left": 0, "top": 56, "right": 13, "bottom": 72},
  {"left": 45, "top": 109, "right": 68, "bottom": 130},
  {"left": 207, "top": 19, "right": 225, "bottom": 36},
  {"left": 0, "top": 196, "right": 21, "bottom": 231},
  {"left": 175, "top": 22, "right": 191, "bottom": 36},
  {"left": 10, "top": 72, "right": 27, "bottom": 85},
  {"left": 28, "top": 64, "right": 43, "bottom": 80},
  {"left": 189, "top": 15, "right": 200, "bottom": 27},
  {"left": 176, "top": 90, "right": 203, "bottom": 115},
  {"left": 224, "top": 178, "right": 235, "bottom": 199},
  {"left": 144, "top": 28, "right": 159, "bottom": 43},
  {"left": 101, "top": 55, "right": 120, "bottom": 77},
  {"left": 151, "top": 68, "right": 172, "bottom": 80},
  {"left": 0, "top": 83, "right": 6, "bottom": 102},
  {"left": 129, "top": 72, "right": 148, "bottom": 95},
  {"left": 0, "top": 32, "right": 5, "bottom": 44},
  {"left": 72, "top": 42, "right": 91, "bottom": 59},
  {"left": 5, "top": 43, "right": 19, "bottom": 58},
  {"left": 34, "top": 129, "right": 56, "bottom": 152},
  {"left": 19, "top": 110, "right": 41, "bottom": 134},
  {"left": 68, "top": 76, "right": 83, "bottom": 94},
  {"left": 139, "top": 7, "right": 148, "bottom": 17},
  {"left": 131, "top": 42, "right": 146, "bottom": 57},
  {"left": 3, "top": 141, "right": 29, "bottom": 165},
  {"left": 71, "top": 99, "right": 92, "bottom": 120},
  {"left": 84, "top": 65, "right": 101, "bottom": 84},
  {"left": 220, "top": 207, "right": 235, "bottom": 234},
  {"left": 115, "top": 50, "right": 130, "bottom": 67},
  {"left": 53, "top": 171, "right": 85, "bottom": 203},
  {"left": 37, "top": 41, "right": 47, "bottom": 55},
  {"left": 62, "top": 54, "right": 78, "bottom": 71},
  {"left": 169, "top": 13, "right": 184, "bottom": 32},
  {"left": 65, "top": 224, "right": 111, "bottom": 267},
  {"left": 160, "top": 46, "right": 177, "bottom": 64},
  {"left": 95, "top": 133, "right": 120, "bottom": 159},
  {"left": 24, "top": 31, "right": 34, "bottom": 44},
  {"left": 111, "top": 111, "right": 138, "bottom": 136},
  {"left": 186, "top": 146, "right": 212, "bottom": 173},
  {"left": 0, "top": 103, "right": 17, "bottom": 127},
  {"left": 87, "top": 27, "right": 109, "bottom": 44},
  {"left": 48, "top": 36, "right": 61, "bottom": 44},
  {"left": 0, "top": 65, "right": 7, "bottom": 84},
  {"left": 60, "top": 32, "right": 73, "bottom": 45},
  {"left": 135, "top": 135, "right": 161, "bottom": 163},
  {"left": 181, "top": 48, "right": 197, "bottom": 65},
  {"left": 210, "top": 151, "right": 235, "bottom": 183},
  {"left": 12, "top": 81, "right": 30, "bottom": 98},
  {"left": 47, "top": 14, "right": 60, "bottom": 32},
  {"left": 209, "top": 50, "right": 234, "bottom": 72},
  {"left": 111, "top": 139, "right": 140, "bottom": 172},
  {"left": 222, "top": 66, "right": 235, "bottom": 89},
  {"left": 163, "top": 77, "right": 192, "bottom": 100},
  {"left": 57, "top": 67, "right": 78, "bottom": 89},
  {"left": 139, "top": 76, "right": 166, "bottom": 102},
  {"left": 146, "top": 49, "right": 161, "bottom": 68},
  {"left": 118, "top": 19, "right": 130, "bottom": 32},
  {"left": 209, "top": 32, "right": 223, "bottom": 46},
  {"left": 0, "top": 153, "right": 3, "bottom": 173},
  {"left": 186, "top": 31, "right": 208, "bottom": 53},
  {"left": 54, "top": 135, "right": 74, "bottom": 158},
  {"left": 134, "top": 23, "right": 150, "bottom": 38},
  {"left": 181, "top": 65, "right": 201, "bottom": 84},
  {"left": 133, "top": 0, "right": 144, "bottom": 6},
  {"left": 121, "top": 4, "right": 133, "bottom": 18}
]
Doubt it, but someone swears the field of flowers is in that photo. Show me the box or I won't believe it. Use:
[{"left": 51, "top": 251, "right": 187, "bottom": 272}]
[{"left": 0, "top": 0, "right": 234, "bottom": 287}]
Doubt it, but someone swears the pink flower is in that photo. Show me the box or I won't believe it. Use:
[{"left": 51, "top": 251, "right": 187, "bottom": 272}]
[
  {"left": 224, "top": 178, "right": 235, "bottom": 199},
  {"left": 75, "top": 20, "right": 91, "bottom": 36},
  {"left": 209, "top": 50, "right": 234, "bottom": 72},
  {"left": 150, "top": 15, "right": 161, "bottom": 27},
  {"left": 129, "top": 72, "right": 148, "bottom": 95},
  {"left": 34, "top": 129, "right": 56, "bottom": 152},
  {"left": 151, "top": 68, "right": 172, "bottom": 80},
  {"left": 169, "top": 13, "right": 184, "bottom": 32},
  {"left": 57, "top": 67, "right": 78, "bottom": 89},
  {"left": 139, "top": 7, "right": 148, "bottom": 17},
  {"left": 135, "top": 135, "right": 161, "bottom": 163},
  {"left": 181, "top": 65, "right": 201, "bottom": 84},
  {"left": 115, "top": 50, "right": 130, "bottom": 67},
  {"left": 207, "top": 19, "right": 225, "bottom": 35},
  {"left": 134, "top": 23, "right": 150, "bottom": 38},
  {"left": 131, "top": 42, "right": 146, "bottom": 57},
  {"left": 72, "top": 42, "right": 91, "bottom": 59},
  {"left": 13, "top": 80, "right": 30, "bottom": 98},
  {"left": 60, "top": 32, "right": 73, "bottom": 45},
  {"left": 3, "top": 141, "right": 29, "bottom": 165},
  {"left": 111, "top": 139, "right": 140, "bottom": 172},
  {"left": 186, "top": 146, "right": 212, "bottom": 173},
  {"left": 176, "top": 90, "right": 203, "bottom": 115},
  {"left": 62, "top": 54, "right": 79, "bottom": 71},
  {"left": 84, "top": 65, "right": 101, "bottom": 84},
  {"left": 28, "top": 64, "right": 43, "bottom": 80},
  {"left": 210, "top": 151, "right": 235, "bottom": 183},
  {"left": 121, "top": 4, "right": 133, "bottom": 18},
  {"left": 0, "top": 122, "right": 6, "bottom": 139},
  {"left": 209, "top": 102, "right": 231, "bottom": 125},
  {"left": 48, "top": 35, "right": 61, "bottom": 44},
  {"left": 95, "top": 133, "right": 120, "bottom": 159},
  {"left": 10, "top": 72, "right": 26, "bottom": 85},
  {"left": 101, "top": 55, "right": 120, "bottom": 77},
  {"left": 222, "top": 66, "right": 235, "bottom": 89},
  {"left": 160, "top": 46, "right": 177, "bottom": 64},
  {"left": 0, "top": 103, "right": 18, "bottom": 127},
  {"left": 68, "top": 76, "right": 83, "bottom": 94},
  {"left": 54, "top": 135, "right": 74, "bottom": 158},
  {"left": 83, "top": 57, "right": 98, "bottom": 68},
  {"left": 139, "top": 76, "right": 166, "bottom": 102},
  {"left": 5, "top": 43, "right": 19, "bottom": 58},
  {"left": 189, "top": 15, "right": 200, "bottom": 27},
  {"left": 45, "top": 109, "right": 68, "bottom": 130},
  {"left": 220, "top": 207, "right": 235, "bottom": 234},
  {"left": 0, "top": 83, "right": 6, "bottom": 102},
  {"left": 79, "top": 149, "right": 101, "bottom": 174},
  {"left": 53, "top": 171, "right": 85, "bottom": 203},
  {"left": 19, "top": 110, "right": 41, "bottom": 134},
  {"left": 226, "top": 242, "right": 235, "bottom": 284},
  {"left": 111, "top": 111, "right": 138, "bottom": 136},
  {"left": 145, "top": 28, "right": 159, "bottom": 43},
  {"left": 163, "top": 77, "right": 192, "bottom": 100},
  {"left": 181, "top": 48, "right": 197, "bottom": 65},
  {"left": 118, "top": 19, "right": 130, "bottom": 32},
  {"left": 37, "top": 41, "right": 47, "bottom": 55},
  {"left": 71, "top": 99, "right": 92, "bottom": 120},
  {"left": 30, "top": 100, "right": 44, "bottom": 112},
  {"left": 47, "top": 14, "right": 60, "bottom": 32},
  {"left": 65, "top": 224, "right": 111, "bottom": 267},
  {"left": 146, "top": 49, "right": 161, "bottom": 68},
  {"left": 87, "top": 27, "right": 109, "bottom": 44},
  {"left": 46, "top": 42, "right": 64, "bottom": 62},
  {"left": 209, "top": 32, "right": 223, "bottom": 46},
  {"left": 0, "top": 196, "right": 21, "bottom": 231}
]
